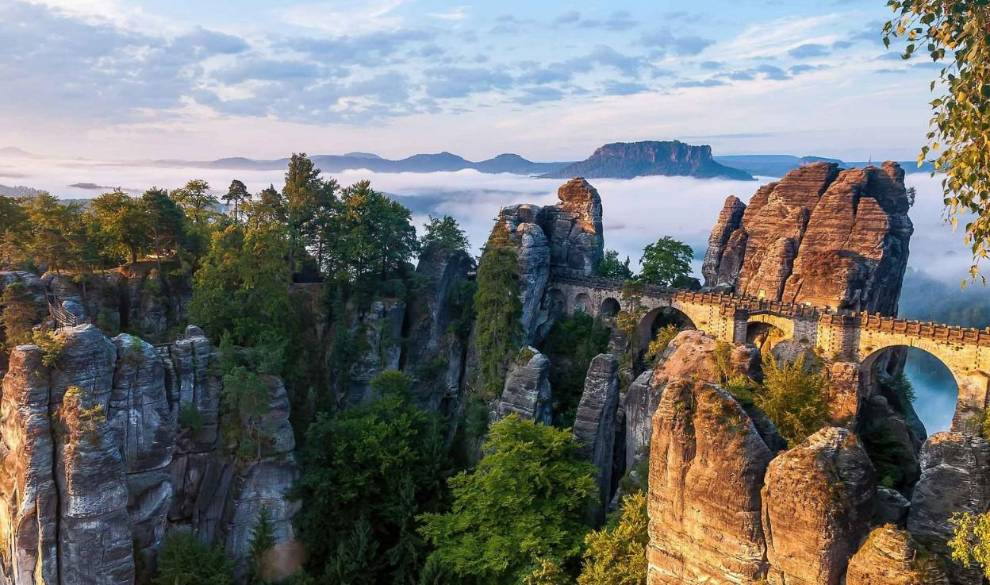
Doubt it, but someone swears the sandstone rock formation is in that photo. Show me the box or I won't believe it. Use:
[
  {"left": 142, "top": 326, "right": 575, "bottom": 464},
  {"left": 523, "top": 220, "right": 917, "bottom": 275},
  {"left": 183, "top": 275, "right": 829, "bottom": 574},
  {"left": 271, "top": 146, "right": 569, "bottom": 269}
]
[
  {"left": 702, "top": 161, "right": 913, "bottom": 315},
  {"left": 908, "top": 432, "right": 990, "bottom": 585},
  {"left": 0, "top": 323, "right": 299, "bottom": 583},
  {"left": 572, "top": 353, "right": 620, "bottom": 520},
  {"left": 345, "top": 298, "right": 406, "bottom": 405},
  {"left": 541, "top": 140, "right": 753, "bottom": 180},
  {"left": 623, "top": 330, "right": 765, "bottom": 470},
  {"left": 647, "top": 380, "right": 773, "bottom": 584},
  {"left": 762, "top": 427, "right": 875, "bottom": 585},
  {"left": 846, "top": 525, "right": 949, "bottom": 585},
  {"left": 404, "top": 247, "right": 475, "bottom": 412},
  {"left": 495, "top": 348, "right": 552, "bottom": 424},
  {"left": 489, "top": 178, "right": 605, "bottom": 342}
]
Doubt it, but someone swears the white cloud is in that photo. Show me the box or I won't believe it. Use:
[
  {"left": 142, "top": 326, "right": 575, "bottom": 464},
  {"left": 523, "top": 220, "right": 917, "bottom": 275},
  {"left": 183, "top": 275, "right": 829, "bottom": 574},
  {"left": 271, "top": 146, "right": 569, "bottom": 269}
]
[
  {"left": 282, "top": 0, "right": 408, "bottom": 36},
  {"left": 708, "top": 13, "right": 845, "bottom": 61},
  {"left": 429, "top": 6, "right": 467, "bottom": 21}
]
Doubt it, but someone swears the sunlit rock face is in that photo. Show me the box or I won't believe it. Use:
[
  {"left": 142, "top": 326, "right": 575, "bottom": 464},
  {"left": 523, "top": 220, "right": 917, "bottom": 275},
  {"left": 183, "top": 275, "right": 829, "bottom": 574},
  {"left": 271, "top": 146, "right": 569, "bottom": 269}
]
[
  {"left": 646, "top": 379, "right": 773, "bottom": 584},
  {"left": 702, "top": 161, "right": 912, "bottom": 315},
  {"left": 762, "top": 427, "right": 875, "bottom": 585},
  {"left": 846, "top": 525, "right": 949, "bottom": 585},
  {"left": 486, "top": 178, "right": 605, "bottom": 343}
]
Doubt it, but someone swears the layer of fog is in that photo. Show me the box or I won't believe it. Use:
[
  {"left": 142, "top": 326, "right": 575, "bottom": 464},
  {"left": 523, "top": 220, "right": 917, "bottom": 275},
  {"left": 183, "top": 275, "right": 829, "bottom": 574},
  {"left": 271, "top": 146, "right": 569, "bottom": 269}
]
[{"left": 5, "top": 157, "right": 976, "bottom": 432}]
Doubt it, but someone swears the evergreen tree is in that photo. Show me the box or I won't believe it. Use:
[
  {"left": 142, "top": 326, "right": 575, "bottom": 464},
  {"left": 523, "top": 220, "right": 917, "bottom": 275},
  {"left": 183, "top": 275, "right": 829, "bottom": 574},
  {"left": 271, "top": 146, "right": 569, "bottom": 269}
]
[
  {"left": 420, "top": 415, "right": 597, "bottom": 584},
  {"left": 1, "top": 282, "right": 42, "bottom": 351},
  {"left": 473, "top": 222, "right": 522, "bottom": 397},
  {"left": 248, "top": 507, "right": 276, "bottom": 585},
  {"left": 224, "top": 179, "right": 250, "bottom": 221},
  {"left": 141, "top": 188, "right": 187, "bottom": 262},
  {"left": 153, "top": 533, "right": 233, "bottom": 585},
  {"left": 577, "top": 491, "right": 649, "bottom": 585},
  {"left": 420, "top": 215, "right": 469, "bottom": 256},
  {"left": 596, "top": 249, "right": 634, "bottom": 280}
]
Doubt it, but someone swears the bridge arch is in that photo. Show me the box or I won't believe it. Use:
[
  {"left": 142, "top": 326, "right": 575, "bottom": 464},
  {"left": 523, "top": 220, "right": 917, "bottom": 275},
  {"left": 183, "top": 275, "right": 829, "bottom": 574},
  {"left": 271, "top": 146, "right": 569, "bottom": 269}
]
[
  {"left": 636, "top": 306, "right": 696, "bottom": 352},
  {"left": 573, "top": 292, "right": 592, "bottom": 314},
  {"left": 746, "top": 314, "right": 794, "bottom": 352},
  {"left": 600, "top": 297, "right": 621, "bottom": 319}
]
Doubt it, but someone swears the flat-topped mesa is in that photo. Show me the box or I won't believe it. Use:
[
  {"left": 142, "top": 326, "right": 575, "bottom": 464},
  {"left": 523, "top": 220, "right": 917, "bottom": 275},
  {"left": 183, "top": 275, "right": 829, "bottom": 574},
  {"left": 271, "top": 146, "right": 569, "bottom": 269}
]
[
  {"left": 542, "top": 140, "right": 754, "bottom": 181},
  {"left": 702, "top": 161, "right": 913, "bottom": 316}
]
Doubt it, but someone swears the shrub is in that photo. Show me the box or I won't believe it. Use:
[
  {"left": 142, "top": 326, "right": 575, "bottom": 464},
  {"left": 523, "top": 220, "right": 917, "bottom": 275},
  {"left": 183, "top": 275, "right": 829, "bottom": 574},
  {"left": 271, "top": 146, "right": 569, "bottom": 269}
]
[
  {"left": 950, "top": 512, "right": 990, "bottom": 579},
  {"left": 178, "top": 402, "right": 204, "bottom": 434},
  {"left": 644, "top": 324, "right": 679, "bottom": 364},
  {"left": 58, "top": 385, "right": 106, "bottom": 448},
  {"left": 577, "top": 491, "right": 649, "bottom": 585},
  {"left": 32, "top": 330, "right": 65, "bottom": 367},
  {"left": 153, "top": 532, "right": 233, "bottom": 585},
  {"left": 753, "top": 353, "right": 829, "bottom": 446}
]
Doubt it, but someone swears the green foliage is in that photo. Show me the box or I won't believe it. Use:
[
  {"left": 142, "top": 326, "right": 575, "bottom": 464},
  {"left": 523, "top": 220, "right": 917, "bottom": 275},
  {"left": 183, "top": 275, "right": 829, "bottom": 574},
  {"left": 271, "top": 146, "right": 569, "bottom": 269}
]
[
  {"left": 419, "top": 415, "right": 597, "bottom": 585},
  {"left": 89, "top": 190, "right": 151, "bottom": 264},
  {"left": 370, "top": 369, "right": 414, "bottom": 397},
  {"left": 224, "top": 179, "right": 251, "bottom": 221},
  {"left": 883, "top": 1, "right": 990, "bottom": 278},
  {"left": 541, "top": 312, "right": 611, "bottom": 427},
  {"left": 753, "top": 353, "right": 829, "bottom": 446},
  {"left": 1, "top": 281, "right": 41, "bottom": 350},
  {"left": 178, "top": 403, "right": 204, "bottom": 435},
  {"left": 32, "top": 330, "right": 65, "bottom": 367},
  {"left": 637, "top": 237, "right": 693, "bottom": 288},
  {"left": 577, "top": 491, "right": 649, "bottom": 585},
  {"left": 524, "top": 559, "right": 571, "bottom": 585},
  {"left": 18, "top": 194, "right": 89, "bottom": 273},
  {"left": 951, "top": 512, "right": 990, "bottom": 578},
  {"left": 644, "top": 324, "right": 679, "bottom": 364},
  {"left": 294, "top": 373, "right": 450, "bottom": 584},
  {"left": 153, "top": 532, "right": 233, "bottom": 585},
  {"left": 596, "top": 249, "right": 633, "bottom": 280},
  {"left": 189, "top": 222, "right": 295, "bottom": 349},
  {"left": 859, "top": 422, "right": 916, "bottom": 490},
  {"left": 221, "top": 364, "right": 272, "bottom": 461},
  {"left": 420, "top": 215, "right": 469, "bottom": 256},
  {"left": 248, "top": 508, "right": 276, "bottom": 585},
  {"left": 473, "top": 222, "right": 523, "bottom": 398}
]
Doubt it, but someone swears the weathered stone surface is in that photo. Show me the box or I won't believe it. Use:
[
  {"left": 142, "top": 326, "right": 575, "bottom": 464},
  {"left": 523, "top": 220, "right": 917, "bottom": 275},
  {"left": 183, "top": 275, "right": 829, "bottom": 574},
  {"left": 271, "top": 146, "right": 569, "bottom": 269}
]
[
  {"left": 624, "top": 330, "right": 764, "bottom": 471},
  {"left": 573, "top": 353, "right": 620, "bottom": 518},
  {"left": 346, "top": 298, "right": 406, "bottom": 405},
  {"left": 762, "top": 427, "right": 875, "bottom": 585},
  {"left": 110, "top": 333, "right": 176, "bottom": 559},
  {"left": 845, "top": 525, "right": 949, "bottom": 585},
  {"left": 225, "top": 459, "right": 301, "bottom": 580},
  {"left": 875, "top": 487, "right": 911, "bottom": 526},
  {"left": 542, "top": 178, "right": 605, "bottom": 273},
  {"left": 647, "top": 380, "right": 773, "bottom": 584},
  {"left": 703, "top": 162, "right": 912, "bottom": 315},
  {"left": 496, "top": 348, "right": 552, "bottom": 424},
  {"left": 0, "top": 345, "right": 60, "bottom": 584},
  {"left": 908, "top": 432, "right": 990, "bottom": 585},
  {"left": 702, "top": 195, "right": 746, "bottom": 290},
  {"left": 405, "top": 248, "right": 475, "bottom": 411},
  {"left": 164, "top": 325, "right": 222, "bottom": 450},
  {"left": 52, "top": 325, "right": 134, "bottom": 585}
]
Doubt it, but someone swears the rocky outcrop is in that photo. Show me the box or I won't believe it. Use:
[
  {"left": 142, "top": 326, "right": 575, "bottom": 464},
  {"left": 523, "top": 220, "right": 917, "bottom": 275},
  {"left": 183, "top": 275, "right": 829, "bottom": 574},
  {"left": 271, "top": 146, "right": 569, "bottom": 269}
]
[
  {"left": 487, "top": 178, "right": 605, "bottom": 343},
  {"left": 572, "top": 353, "right": 620, "bottom": 520},
  {"left": 0, "top": 345, "right": 60, "bottom": 584},
  {"left": 702, "top": 162, "right": 912, "bottom": 315},
  {"left": 908, "top": 432, "right": 990, "bottom": 585},
  {"left": 405, "top": 248, "right": 475, "bottom": 412},
  {"left": 624, "top": 330, "right": 764, "bottom": 470},
  {"left": 495, "top": 348, "right": 552, "bottom": 424},
  {"left": 0, "top": 323, "right": 298, "bottom": 584},
  {"left": 762, "top": 427, "right": 876, "bottom": 585},
  {"left": 345, "top": 298, "right": 406, "bottom": 405},
  {"left": 541, "top": 141, "right": 753, "bottom": 180},
  {"left": 846, "top": 525, "right": 949, "bottom": 585},
  {"left": 701, "top": 195, "right": 746, "bottom": 290},
  {"left": 647, "top": 380, "right": 773, "bottom": 584}
]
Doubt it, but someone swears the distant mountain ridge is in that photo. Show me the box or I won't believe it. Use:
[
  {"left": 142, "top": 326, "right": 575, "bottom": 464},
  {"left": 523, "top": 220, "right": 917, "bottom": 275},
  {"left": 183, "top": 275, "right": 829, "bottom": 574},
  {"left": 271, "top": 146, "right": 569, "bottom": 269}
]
[
  {"left": 177, "top": 151, "right": 574, "bottom": 176},
  {"left": 713, "top": 154, "right": 934, "bottom": 177},
  {"left": 540, "top": 141, "right": 754, "bottom": 180}
]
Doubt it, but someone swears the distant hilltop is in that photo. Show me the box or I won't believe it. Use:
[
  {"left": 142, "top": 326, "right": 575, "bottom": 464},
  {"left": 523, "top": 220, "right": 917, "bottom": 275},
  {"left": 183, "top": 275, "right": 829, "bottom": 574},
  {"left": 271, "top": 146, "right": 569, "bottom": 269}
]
[{"left": 540, "top": 140, "right": 753, "bottom": 180}]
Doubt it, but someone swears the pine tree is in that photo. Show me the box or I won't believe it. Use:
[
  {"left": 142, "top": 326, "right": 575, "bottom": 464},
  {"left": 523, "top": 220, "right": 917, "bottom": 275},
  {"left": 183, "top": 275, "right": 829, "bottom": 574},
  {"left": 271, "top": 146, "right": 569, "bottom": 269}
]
[
  {"left": 473, "top": 221, "right": 522, "bottom": 398},
  {"left": 248, "top": 507, "right": 276, "bottom": 584}
]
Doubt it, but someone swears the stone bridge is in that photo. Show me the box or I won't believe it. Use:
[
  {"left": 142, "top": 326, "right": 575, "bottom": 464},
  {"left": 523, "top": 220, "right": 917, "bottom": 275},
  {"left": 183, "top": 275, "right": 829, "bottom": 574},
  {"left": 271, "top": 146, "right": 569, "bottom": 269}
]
[{"left": 549, "top": 273, "right": 990, "bottom": 431}]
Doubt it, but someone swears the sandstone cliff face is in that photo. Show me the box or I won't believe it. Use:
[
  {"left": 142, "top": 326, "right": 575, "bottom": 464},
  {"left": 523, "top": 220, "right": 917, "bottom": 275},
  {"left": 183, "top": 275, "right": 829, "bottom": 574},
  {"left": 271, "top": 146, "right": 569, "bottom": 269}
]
[
  {"left": 762, "top": 427, "right": 876, "bottom": 585},
  {"left": 908, "top": 432, "right": 990, "bottom": 585},
  {"left": 647, "top": 380, "right": 773, "bottom": 584},
  {"left": 0, "top": 324, "right": 299, "bottom": 583},
  {"left": 495, "top": 348, "right": 553, "bottom": 424},
  {"left": 702, "top": 162, "right": 913, "bottom": 315},
  {"left": 572, "top": 353, "right": 620, "bottom": 520},
  {"left": 623, "top": 330, "right": 763, "bottom": 471},
  {"left": 489, "top": 178, "right": 605, "bottom": 343},
  {"left": 846, "top": 525, "right": 949, "bottom": 585},
  {"left": 404, "top": 248, "right": 475, "bottom": 412}
]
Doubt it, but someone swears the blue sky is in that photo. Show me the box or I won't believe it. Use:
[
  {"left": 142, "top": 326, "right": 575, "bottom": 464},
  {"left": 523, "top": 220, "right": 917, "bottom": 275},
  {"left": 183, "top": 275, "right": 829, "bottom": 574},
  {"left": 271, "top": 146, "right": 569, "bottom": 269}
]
[{"left": 0, "top": 0, "right": 942, "bottom": 161}]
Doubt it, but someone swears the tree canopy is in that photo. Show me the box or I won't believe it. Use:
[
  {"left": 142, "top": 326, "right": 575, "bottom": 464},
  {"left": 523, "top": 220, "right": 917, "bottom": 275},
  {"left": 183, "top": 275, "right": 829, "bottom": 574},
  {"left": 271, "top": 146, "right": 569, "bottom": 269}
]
[
  {"left": 638, "top": 236, "right": 694, "bottom": 288},
  {"left": 883, "top": 1, "right": 990, "bottom": 278}
]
